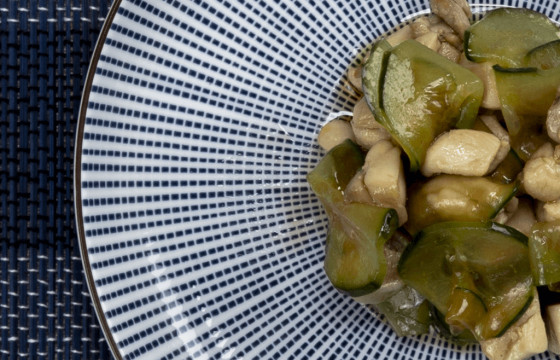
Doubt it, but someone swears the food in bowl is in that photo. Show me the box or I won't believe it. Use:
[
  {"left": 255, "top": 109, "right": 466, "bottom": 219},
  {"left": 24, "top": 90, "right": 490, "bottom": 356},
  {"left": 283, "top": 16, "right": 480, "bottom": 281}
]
[{"left": 308, "top": 1, "right": 560, "bottom": 359}]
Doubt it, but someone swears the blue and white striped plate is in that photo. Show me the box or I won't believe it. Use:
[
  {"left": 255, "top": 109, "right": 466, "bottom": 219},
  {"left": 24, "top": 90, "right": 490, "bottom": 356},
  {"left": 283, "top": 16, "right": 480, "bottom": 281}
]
[{"left": 75, "top": 0, "right": 560, "bottom": 359}]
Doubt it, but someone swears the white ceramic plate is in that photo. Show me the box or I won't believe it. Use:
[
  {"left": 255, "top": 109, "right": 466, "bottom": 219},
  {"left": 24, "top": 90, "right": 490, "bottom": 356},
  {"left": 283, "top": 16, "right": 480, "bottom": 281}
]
[{"left": 75, "top": 0, "right": 560, "bottom": 359}]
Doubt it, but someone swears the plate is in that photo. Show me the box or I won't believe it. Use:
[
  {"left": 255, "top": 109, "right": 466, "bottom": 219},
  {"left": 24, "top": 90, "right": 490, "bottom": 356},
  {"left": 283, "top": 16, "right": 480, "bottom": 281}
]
[{"left": 75, "top": 0, "right": 560, "bottom": 359}]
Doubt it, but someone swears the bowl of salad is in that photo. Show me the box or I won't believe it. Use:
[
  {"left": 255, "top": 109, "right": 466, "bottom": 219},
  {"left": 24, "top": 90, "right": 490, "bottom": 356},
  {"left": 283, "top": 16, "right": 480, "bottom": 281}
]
[{"left": 75, "top": 0, "right": 560, "bottom": 359}]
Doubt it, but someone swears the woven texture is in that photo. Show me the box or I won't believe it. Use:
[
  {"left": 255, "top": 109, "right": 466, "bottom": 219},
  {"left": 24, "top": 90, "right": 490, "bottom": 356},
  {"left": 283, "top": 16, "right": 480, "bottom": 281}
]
[{"left": 0, "top": 0, "right": 115, "bottom": 358}]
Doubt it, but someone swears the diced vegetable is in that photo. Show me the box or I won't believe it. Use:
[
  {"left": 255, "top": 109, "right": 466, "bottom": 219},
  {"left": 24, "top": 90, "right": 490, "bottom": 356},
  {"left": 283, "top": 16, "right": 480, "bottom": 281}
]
[
  {"left": 431, "top": 305, "right": 478, "bottom": 346},
  {"left": 373, "top": 286, "right": 432, "bottom": 337},
  {"left": 488, "top": 150, "right": 524, "bottom": 185},
  {"left": 465, "top": 8, "right": 560, "bottom": 68},
  {"left": 398, "top": 222, "right": 534, "bottom": 340},
  {"left": 529, "top": 220, "right": 560, "bottom": 286},
  {"left": 363, "top": 39, "right": 483, "bottom": 172},
  {"left": 525, "top": 40, "right": 560, "bottom": 70},
  {"left": 405, "top": 175, "right": 519, "bottom": 235},
  {"left": 494, "top": 65, "right": 560, "bottom": 161},
  {"left": 307, "top": 140, "right": 399, "bottom": 296}
]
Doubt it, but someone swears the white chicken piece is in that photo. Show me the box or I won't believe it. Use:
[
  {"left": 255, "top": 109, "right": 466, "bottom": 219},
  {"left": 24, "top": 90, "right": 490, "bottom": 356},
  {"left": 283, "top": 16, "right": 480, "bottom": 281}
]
[
  {"left": 547, "top": 87, "right": 560, "bottom": 144},
  {"left": 363, "top": 140, "right": 408, "bottom": 225},
  {"left": 347, "top": 65, "right": 363, "bottom": 91},
  {"left": 494, "top": 197, "right": 519, "bottom": 224},
  {"left": 421, "top": 129, "right": 502, "bottom": 177},
  {"left": 351, "top": 98, "right": 392, "bottom": 149},
  {"left": 438, "top": 41, "right": 461, "bottom": 63},
  {"left": 480, "top": 115, "right": 511, "bottom": 170},
  {"left": 415, "top": 32, "right": 441, "bottom": 52},
  {"left": 536, "top": 200, "right": 560, "bottom": 223},
  {"left": 460, "top": 54, "right": 501, "bottom": 110},
  {"left": 531, "top": 142, "right": 555, "bottom": 160},
  {"left": 317, "top": 119, "right": 355, "bottom": 151},
  {"left": 410, "top": 17, "right": 433, "bottom": 38},
  {"left": 480, "top": 294, "right": 548, "bottom": 360},
  {"left": 545, "top": 303, "right": 560, "bottom": 354},
  {"left": 522, "top": 144, "right": 560, "bottom": 202},
  {"left": 505, "top": 198, "right": 536, "bottom": 236},
  {"left": 430, "top": 0, "right": 472, "bottom": 40},
  {"left": 387, "top": 24, "right": 413, "bottom": 47},
  {"left": 344, "top": 170, "right": 373, "bottom": 205}
]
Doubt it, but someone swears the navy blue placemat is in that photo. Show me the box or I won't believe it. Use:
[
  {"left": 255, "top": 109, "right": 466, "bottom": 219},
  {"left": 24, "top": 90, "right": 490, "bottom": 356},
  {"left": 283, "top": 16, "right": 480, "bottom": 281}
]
[{"left": 0, "top": 0, "right": 115, "bottom": 358}]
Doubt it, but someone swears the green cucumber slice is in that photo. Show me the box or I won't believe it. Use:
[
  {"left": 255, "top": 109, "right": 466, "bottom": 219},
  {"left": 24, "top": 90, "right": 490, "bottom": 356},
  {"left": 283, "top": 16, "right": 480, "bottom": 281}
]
[
  {"left": 398, "top": 221, "right": 534, "bottom": 340},
  {"left": 363, "top": 39, "right": 483, "bottom": 172},
  {"left": 493, "top": 65, "right": 560, "bottom": 161},
  {"left": 529, "top": 220, "right": 560, "bottom": 286},
  {"left": 525, "top": 39, "right": 560, "bottom": 69},
  {"left": 405, "top": 175, "right": 519, "bottom": 236},
  {"left": 465, "top": 8, "right": 560, "bottom": 68},
  {"left": 307, "top": 140, "right": 399, "bottom": 296}
]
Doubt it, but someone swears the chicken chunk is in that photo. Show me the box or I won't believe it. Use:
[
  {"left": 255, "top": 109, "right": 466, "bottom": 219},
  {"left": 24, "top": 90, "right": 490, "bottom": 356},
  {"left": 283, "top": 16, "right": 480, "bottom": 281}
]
[
  {"left": 351, "top": 98, "right": 392, "bottom": 149},
  {"left": 387, "top": 24, "right": 413, "bottom": 47},
  {"left": 547, "top": 87, "right": 560, "bottom": 144},
  {"left": 460, "top": 54, "right": 501, "bottom": 110},
  {"left": 438, "top": 41, "right": 461, "bottom": 63},
  {"left": 480, "top": 115, "right": 511, "bottom": 170},
  {"left": 415, "top": 31, "right": 441, "bottom": 52},
  {"left": 363, "top": 141, "right": 407, "bottom": 225},
  {"left": 505, "top": 198, "right": 536, "bottom": 236},
  {"left": 317, "top": 119, "right": 355, "bottom": 151},
  {"left": 546, "top": 303, "right": 560, "bottom": 354},
  {"left": 421, "top": 129, "right": 502, "bottom": 177},
  {"left": 481, "top": 294, "right": 548, "bottom": 360},
  {"left": 430, "top": 0, "right": 472, "bottom": 40},
  {"left": 494, "top": 197, "right": 520, "bottom": 224},
  {"left": 522, "top": 144, "right": 560, "bottom": 202},
  {"left": 531, "top": 142, "right": 555, "bottom": 159},
  {"left": 536, "top": 200, "right": 560, "bottom": 223},
  {"left": 344, "top": 170, "right": 374, "bottom": 205}
]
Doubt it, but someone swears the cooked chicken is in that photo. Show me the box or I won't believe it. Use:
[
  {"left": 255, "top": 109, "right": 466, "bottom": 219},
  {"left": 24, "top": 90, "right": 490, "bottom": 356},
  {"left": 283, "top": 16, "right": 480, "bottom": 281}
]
[
  {"left": 421, "top": 129, "right": 502, "bottom": 177},
  {"left": 545, "top": 303, "right": 560, "bottom": 354},
  {"left": 536, "top": 200, "right": 560, "bottom": 222},
  {"left": 480, "top": 294, "right": 548, "bottom": 360},
  {"left": 430, "top": 0, "right": 472, "bottom": 40},
  {"left": 495, "top": 197, "right": 520, "bottom": 224},
  {"left": 522, "top": 144, "right": 560, "bottom": 202},
  {"left": 460, "top": 54, "right": 501, "bottom": 110},
  {"left": 363, "top": 140, "right": 408, "bottom": 225},
  {"left": 387, "top": 25, "right": 413, "bottom": 47},
  {"left": 505, "top": 198, "right": 536, "bottom": 236},
  {"left": 344, "top": 170, "right": 374, "bottom": 205},
  {"left": 317, "top": 119, "right": 356, "bottom": 151},
  {"left": 438, "top": 41, "right": 461, "bottom": 62},
  {"left": 351, "top": 98, "right": 392, "bottom": 149},
  {"left": 410, "top": 17, "right": 433, "bottom": 38},
  {"left": 547, "top": 87, "right": 560, "bottom": 143},
  {"left": 415, "top": 32, "right": 441, "bottom": 52},
  {"left": 531, "top": 142, "right": 555, "bottom": 159},
  {"left": 480, "top": 115, "right": 511, "bottom": 170}
]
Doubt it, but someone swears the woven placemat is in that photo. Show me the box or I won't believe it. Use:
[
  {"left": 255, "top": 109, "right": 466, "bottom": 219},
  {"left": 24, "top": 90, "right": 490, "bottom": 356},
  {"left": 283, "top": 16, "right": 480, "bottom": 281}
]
[{"left": 0, "top": 0, "right": 115, "bottom": 358}]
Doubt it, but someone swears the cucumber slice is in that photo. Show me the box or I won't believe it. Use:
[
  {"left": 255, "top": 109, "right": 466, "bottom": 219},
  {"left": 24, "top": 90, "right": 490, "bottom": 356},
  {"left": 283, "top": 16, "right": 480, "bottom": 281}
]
[
  {"left": 488, "top": 150, "right": 524, "bottom": 185},
  {"left": 525, "top": 39, "right": 560, "bottom": 69},
  {"left": 373, "top": 286, "right": 432, "bottom": 337},
  {"left": 364, "top": 40, "right": 483, "bottom": 172},
  {"left": 465, "top": 8, "right": 560, "bottom": 68},
  {"left": 431, "top": 305, "right": 478, "bottom": 346},
  {"left": 307, "top": 140, "right": 399, "bottom": 296},
  {"left": 405, "top": 175, "right": 519, "bottom": 236},
  {"left": 529, "top": 220, "right": 560, "bottom": 286},
  {"left": 494, "top": 65, "right": 560, "bottom": 161},
  {"left": 398, "top": 222, "right": 534, "bottom": 340}
]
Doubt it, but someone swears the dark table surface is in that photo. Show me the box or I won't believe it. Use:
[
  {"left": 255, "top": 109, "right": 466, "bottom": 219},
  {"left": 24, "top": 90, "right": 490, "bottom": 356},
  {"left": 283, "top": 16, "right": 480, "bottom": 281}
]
[{"left": 1, "top": 0, "right": 116, "bottom": 358}]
